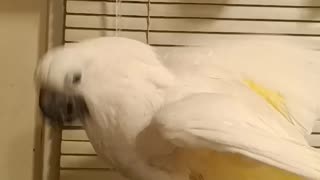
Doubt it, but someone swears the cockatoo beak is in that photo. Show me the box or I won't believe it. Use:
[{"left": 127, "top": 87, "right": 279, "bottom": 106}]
[{"left": 39, "top": 88, "right": 89, "bottom": 124}]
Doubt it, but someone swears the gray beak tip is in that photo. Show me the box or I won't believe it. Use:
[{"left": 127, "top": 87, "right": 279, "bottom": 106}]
[{"left": 39, "top": 88, "right": 89, "bottom": 125}]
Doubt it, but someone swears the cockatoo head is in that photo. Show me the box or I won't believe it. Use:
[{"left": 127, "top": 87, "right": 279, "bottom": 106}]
[{"left": 35, "top": 37, "right": 174, "bottom": 127}]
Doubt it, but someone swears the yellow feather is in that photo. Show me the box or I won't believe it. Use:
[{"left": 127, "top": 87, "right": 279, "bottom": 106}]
[{"left": 244, "top": 79, "right": 294, "bottom": 124}]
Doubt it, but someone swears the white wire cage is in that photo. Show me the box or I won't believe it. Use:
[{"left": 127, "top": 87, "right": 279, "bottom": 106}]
[{"left": 42, "top": 0, "right": 320, "bottom": 180}]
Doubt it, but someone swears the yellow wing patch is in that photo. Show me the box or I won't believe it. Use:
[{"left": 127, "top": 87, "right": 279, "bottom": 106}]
[{"left": 244, "top": 79, "right": 294, "bottom": 124}]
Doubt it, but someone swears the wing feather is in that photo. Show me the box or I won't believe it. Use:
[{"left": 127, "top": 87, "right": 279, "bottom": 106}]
[{"left": 154, "top": 93, "right": 320, "bottom": 179}]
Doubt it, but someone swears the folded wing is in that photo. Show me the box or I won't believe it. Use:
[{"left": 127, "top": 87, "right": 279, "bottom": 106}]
[{"left": 154, "top": 93, "right": 320, "bottom": 179}]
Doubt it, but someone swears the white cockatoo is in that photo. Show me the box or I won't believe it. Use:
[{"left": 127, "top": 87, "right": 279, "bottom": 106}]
[{"left": 35, "top": 36, "right": 320, "bottom": 180}]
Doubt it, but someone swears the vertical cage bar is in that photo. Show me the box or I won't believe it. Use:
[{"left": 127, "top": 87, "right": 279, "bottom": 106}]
[
  {"left": 146, "top": 0, "right": 151, "bottom": 44},
  {"left": 115, "top": 0, "right": 122, "bottom": 36},
  {"left": 62, "top": 0, "right": 67, "bottom": 45}
]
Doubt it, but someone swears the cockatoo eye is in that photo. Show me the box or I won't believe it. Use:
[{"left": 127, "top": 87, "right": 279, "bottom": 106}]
[{"left": 72, "top": 72, "right": 82, "bottom": 85}]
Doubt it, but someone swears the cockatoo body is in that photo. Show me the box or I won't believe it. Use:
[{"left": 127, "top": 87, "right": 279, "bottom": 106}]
[{"left": 36, "top": 37, "right": 320, "bottom": 180}]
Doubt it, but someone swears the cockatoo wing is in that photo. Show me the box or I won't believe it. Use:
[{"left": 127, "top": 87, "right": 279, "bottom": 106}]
[
  {"left": 157, "top": 38, "right": 320, "bottom": 135},
  {"left": 154, "top": 93, "right": 320, "bottom": 179},
  {"left": 210, "top": 39, "right": 320, "bottom": 135}
]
